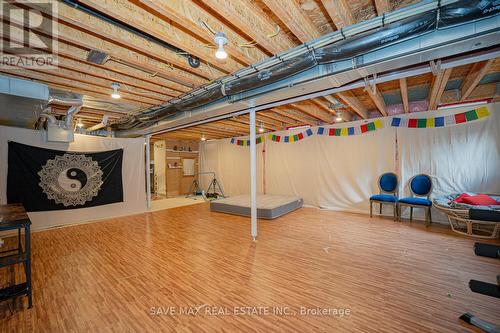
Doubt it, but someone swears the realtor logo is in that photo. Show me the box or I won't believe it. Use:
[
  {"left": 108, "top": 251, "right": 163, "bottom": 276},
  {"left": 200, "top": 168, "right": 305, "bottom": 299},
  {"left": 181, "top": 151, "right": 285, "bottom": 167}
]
[{"left": 1, "top": 0, "right": 58, "bottom": 69}]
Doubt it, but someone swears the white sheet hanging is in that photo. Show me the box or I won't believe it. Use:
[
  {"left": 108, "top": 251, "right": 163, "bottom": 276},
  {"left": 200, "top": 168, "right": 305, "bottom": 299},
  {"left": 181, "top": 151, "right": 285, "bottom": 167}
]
[{"left": 199, "top": 102, "right": 500, "bottom": 222}]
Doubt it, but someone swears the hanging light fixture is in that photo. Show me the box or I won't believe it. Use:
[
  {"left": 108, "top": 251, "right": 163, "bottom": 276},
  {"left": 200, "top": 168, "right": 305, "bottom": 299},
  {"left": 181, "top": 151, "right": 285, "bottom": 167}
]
[
  {"left": 201, "top": 133, "right": 206, "bottom": 141},
  {"left": 336, "top": 110, "right": 343, "bottom": 122},
  {"left": 258, "top": 122, "right": 264, "bottom": 133},
  {"left": 76, "top": 119, "right": 84, "bottom": 128},
  {"left": 214, "top": 32, "right": 228, "bottom": 60},
  {"left": 110, "top": 82, "right": 121, "bottom": 99}
]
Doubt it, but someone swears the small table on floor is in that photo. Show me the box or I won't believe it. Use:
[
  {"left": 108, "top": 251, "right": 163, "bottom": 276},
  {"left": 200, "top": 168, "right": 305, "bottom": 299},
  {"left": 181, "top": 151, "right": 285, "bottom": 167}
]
[{"left": 0, "top": 204, "right": 32, "bottom": 308}]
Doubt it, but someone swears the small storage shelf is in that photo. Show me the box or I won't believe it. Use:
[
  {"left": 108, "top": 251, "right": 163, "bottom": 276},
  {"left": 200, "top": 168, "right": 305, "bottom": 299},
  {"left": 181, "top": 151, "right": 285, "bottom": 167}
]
[
  {"left": 0, "top": 282, "right": 28, "bottom": 302},
  {"left": 0, "top": 253, "right": 27, "bottom": 268},
  {"left": 166, "top": 149, "right": 198, "bottom": 154}
]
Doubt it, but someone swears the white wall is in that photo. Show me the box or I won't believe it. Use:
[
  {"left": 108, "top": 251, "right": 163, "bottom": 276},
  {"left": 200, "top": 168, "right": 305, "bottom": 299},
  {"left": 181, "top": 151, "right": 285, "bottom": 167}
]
[
  {"left": 0, "top": 125, "right": 147, "bottom": 230},
  {"left": 199, "top": 102, "right": 500, "bottom": 222}
]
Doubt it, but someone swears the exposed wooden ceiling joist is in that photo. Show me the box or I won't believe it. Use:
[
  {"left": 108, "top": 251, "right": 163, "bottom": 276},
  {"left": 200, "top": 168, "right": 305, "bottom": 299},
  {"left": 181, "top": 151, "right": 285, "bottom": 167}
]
[
  {"left": 320, "top": 0, "right": 356, "bottom": 28},
  {"left": 374, "top": 0, "right": 391, "bottom": 15},
  {"left": 273, "top": 107, "right": 318, "bottom": 124},
  {"left": 76, "top": 0, "right": 240, "bottom": 74},
  {"left": 364, "top": 84, "right": 387, "bottom": 116},
  {"left": 335, "top": 91, "right": 369, "bottom": 119},
  {"left": 231, "top": 117, "right": 276, "bottom": 131},
  {"left": 260, "top": 110, "right": 299, "bottom": 126},
  {"left": 429, "top": 68, "right": 453, "bottom": 110},
  {"left": 200, "top": 0, "right": 297, "bottom": 55},
  {"left": 262, "top": 0, "right": 322, "bottom": 43},
  {"left": 290, "top": 101, "right": 334, "bottom": 123},
  {"left": 18, "top": 60, "right": 167, "bottom": 104},
  {"left": 0, "top": 69, "right": 151, "bottom": 107},
  {"left": 13, "top": 2, "right": 213, "bottom": 86},
  {"left": 135, "top": 0, "right": 266, "bottom": 65},
  {"left": 460, "top": 59, "right": 495, "bottom": 101},
  {"left": 0, "top": 33, "right": 183, "bottom": 98},
  {"left": 399, "top": 78, "right": 409, "bottom": 113}
]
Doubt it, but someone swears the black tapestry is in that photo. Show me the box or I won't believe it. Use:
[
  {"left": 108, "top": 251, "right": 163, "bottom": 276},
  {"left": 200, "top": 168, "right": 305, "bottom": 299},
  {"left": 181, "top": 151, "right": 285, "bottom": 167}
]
[{"left": 7, "top": 142, "right": 123, "bottom": 212}]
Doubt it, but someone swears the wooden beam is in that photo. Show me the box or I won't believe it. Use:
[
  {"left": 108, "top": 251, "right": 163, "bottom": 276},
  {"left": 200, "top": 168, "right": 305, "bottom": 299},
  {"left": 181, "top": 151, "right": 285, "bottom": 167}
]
[
  {"left": 290, "top": 101, "right": 334, "bottom": 123},
  {"left": 9, "top": 57, "right": 168, "bottom": 104},
  {"left": 441, "top": 82, "right": 498, "bottom": 104},
  {"left": 429, "top": 68, "right": 452, "bottom": 110},
  {"left": 364, "top": 83, "right": 387, "bottom": 116},
  {"left": 189, "top": 125, "right": 237, "bottom": 137},
  {"left": 198, "top": 123, "right": 247, "bottom": 136},
  {"left": 0, "top": 22, "right": 191, "bottom": 95},
  {"left": 374, "top": 0, "right": 391, "bottom": 15},
  {"left": 335, "top": 92, "right": 368, "bottom": 119},
  {"left": 0, "top": 70, "right": 152, "bottom": 106},
  {"left": 57, "top": 42, "right": 189, "bottom": 94},
  {"left": 201, "top": 0, "right": 297, "bottom": 54},
  {"left": 273, "top": 107, "right": 318, "bottom": 124},
  {"left": 260, "top": 110, "right": 298, "bottom": 126},
  {"left": 179, "top": 127, "right": 227, "bottom": 139},
  {"left": 8, "top": 2, "right": 213, "bottom": 86},
  {"left": 1, "top": 21, "right": 197, "bottom": 94},
  {"left": 261, "top": 0, "right": 321, "bottom": 43},
  {"left": 0, "top": 37, "right": 182, "bottom": 100},
  {"left": 320, "top": 0, "right": 355, "bottom": 28},
  {"left": 76, "top": 0, "right": 239, "bottom": 74},
  {"left": 460, "top": 59, "right": 495, "bottom": 101},
  {"left": 310, "top": 98, "right": 336, "bottom": 114},
  {"left": 135, "top": 0, "right": 266, "bottom": 65},
  {"left": 399, "top": 78, "right": 409, "bottom": 113},
  {"left": 217, "top": 119, "right": 260, "bottom": 133},
  {"left": 232, "top": 117, "right": 276, "bottom": 131}
]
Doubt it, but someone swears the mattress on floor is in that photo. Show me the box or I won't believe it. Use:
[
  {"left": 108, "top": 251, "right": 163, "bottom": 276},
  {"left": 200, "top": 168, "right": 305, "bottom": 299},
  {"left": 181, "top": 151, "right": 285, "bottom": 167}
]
[{"left": 210, "top": 194, "right": 303, "bottom": 219}]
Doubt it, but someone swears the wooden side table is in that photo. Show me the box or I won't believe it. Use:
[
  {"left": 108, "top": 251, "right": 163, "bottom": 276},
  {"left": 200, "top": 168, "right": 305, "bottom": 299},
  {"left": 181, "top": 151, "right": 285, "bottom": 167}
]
[{"left": 0, "top": 204, "right": 32, "bottom": 308}]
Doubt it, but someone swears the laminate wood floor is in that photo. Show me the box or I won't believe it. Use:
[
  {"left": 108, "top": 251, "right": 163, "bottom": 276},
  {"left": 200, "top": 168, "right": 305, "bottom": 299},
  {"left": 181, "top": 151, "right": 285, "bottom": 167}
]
[{"left": 1, "top": 204, "right": 499, "bottom": 332}]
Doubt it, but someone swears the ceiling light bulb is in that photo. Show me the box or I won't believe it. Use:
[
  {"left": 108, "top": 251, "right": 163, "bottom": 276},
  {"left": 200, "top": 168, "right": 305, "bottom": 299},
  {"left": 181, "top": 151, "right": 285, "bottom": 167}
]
[
  {"left": 214, "top": 32, "right": 228, "bottom": 60},
  {"left": 258, "top": 123, "right": 264, "bottom": 133},
  {"left": 336, "top": 110, "right": 343, "bottom": 122},
  {"left": 111, "top": 82, "right": 121, "bottom": 99},
  {"left": 201, "top": 134, "right": 206, "bottom": 141},
  {"left": 77, "top": 120, "right": 84, "bottom": 128}
]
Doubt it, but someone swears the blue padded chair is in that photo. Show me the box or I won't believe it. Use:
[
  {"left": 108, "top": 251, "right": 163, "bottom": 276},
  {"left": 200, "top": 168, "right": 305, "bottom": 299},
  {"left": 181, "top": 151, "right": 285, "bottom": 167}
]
[
  {"left": 370, "top": 172, "right": 399, "bottom": 220},
  {"left": 398, "top": 174, "right": 433, "bottom": 225}
]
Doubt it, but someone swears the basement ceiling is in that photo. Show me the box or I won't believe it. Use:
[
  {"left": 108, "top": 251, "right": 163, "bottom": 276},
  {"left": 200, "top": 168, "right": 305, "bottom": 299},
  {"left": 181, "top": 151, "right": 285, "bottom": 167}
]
[{"left": 0, "top": 0, "right": 498, "bottom": 139}]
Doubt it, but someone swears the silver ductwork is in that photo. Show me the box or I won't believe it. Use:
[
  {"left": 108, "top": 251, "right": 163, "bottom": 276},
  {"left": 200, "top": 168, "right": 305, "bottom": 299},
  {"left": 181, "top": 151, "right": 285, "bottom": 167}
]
[
  {"left": 37, "top": 95, "right": 83, "bottom": 130},
  {"left": 38, "top": 111, "right": 57, "bottom": 125},
  {"left": 47, "top": 96, "right": 84, "bottom": 107}
]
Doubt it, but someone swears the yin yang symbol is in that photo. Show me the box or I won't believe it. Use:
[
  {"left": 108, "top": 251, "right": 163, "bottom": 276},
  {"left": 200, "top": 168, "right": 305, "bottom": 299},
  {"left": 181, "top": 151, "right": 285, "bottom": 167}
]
[{"left": 57, "top": 167, "right": 88, "bottom": 192}]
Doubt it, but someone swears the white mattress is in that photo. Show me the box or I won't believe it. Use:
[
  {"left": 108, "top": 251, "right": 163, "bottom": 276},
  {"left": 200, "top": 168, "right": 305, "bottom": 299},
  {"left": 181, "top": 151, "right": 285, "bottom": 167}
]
[{"left": 210, "top": 194, "right": 303, "bottom": 219}]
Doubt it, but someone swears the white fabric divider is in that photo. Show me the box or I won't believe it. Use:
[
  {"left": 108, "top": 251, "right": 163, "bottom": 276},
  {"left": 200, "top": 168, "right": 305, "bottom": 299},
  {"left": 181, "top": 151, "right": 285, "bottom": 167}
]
[
  {"left": 200, "top": 102, "right": 500, "bottom": 223},
  {"left": 0, "top": 125, "right": 147, "bottom": 230},
  {"left": 265, "top": 125, "right": 395, "bottom": 213},
  {"left": 199, "top": 139, "right": 263, "bottom": 196},
  {"left": 397, "top": 103, "right": 500, "bottom": 220}
]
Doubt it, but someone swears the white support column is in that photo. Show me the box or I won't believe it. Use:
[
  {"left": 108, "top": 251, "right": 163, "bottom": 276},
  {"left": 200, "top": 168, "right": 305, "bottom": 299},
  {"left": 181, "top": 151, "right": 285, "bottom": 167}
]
[
  {"left": 249, "top": 108, "right": 257, "bottom": 241},
  {"left": 145, "top": 135, "right": 152, "bottom": 210}
]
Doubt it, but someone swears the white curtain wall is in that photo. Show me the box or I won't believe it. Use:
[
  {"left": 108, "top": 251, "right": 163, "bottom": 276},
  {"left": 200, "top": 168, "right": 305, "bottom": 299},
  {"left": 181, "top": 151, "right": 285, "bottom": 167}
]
[
  {"left": 0, "top": 126, "right": 147, "bottom": 230},
  {"left": 199, "top": 102, "right": 500, "bottom": 222}
]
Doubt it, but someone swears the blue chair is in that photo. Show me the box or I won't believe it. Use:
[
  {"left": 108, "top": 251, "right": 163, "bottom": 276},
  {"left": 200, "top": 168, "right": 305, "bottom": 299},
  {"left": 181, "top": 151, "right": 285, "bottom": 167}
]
[
  {"left": 398, "top": 174, "right": 433, "bottom": 225},
  {"left": 370, "top": 172, "right": 399, "bottom": 220}
]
